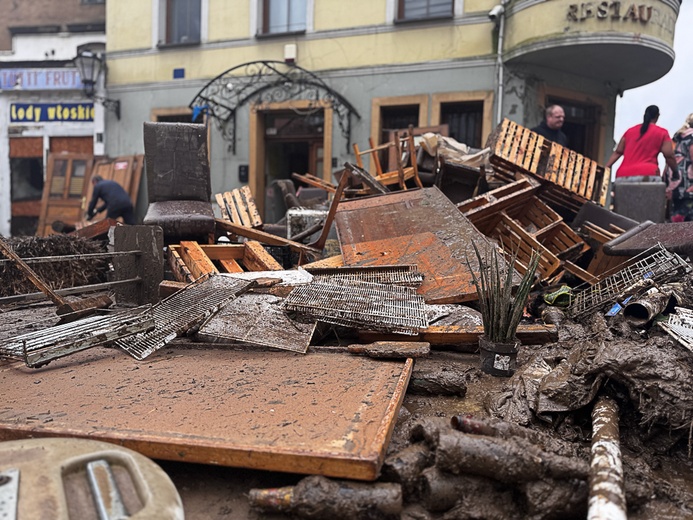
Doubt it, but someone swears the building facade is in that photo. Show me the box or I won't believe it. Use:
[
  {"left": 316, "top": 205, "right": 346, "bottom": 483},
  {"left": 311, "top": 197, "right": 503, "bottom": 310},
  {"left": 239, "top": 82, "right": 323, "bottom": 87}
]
[
  {"left": 0, "top": 0, "right": 106, "bottom": 237},
  {"left": 102, "top": 0, "right": 679, "bottom": 222}
]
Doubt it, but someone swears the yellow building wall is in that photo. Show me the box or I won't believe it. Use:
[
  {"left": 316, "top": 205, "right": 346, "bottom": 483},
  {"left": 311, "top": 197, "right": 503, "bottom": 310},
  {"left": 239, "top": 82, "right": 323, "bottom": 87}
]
[
  {"left": 314, "top": 0, "right": 388, "bottom": 30},
  {"left": 209, "top": 0, "right": 250, "bottom": 41},
  {"left": 464, "top": 0, "right": 500, "bottom": 15},
  {"left": 107, "top": 0, "right": 152, "bottom": 52},
  {"left": 108, "top": 23, "right": 495, "bottom": 86},
  {"left": 505, "top": 0, "right": 677, "bottom": 51}
]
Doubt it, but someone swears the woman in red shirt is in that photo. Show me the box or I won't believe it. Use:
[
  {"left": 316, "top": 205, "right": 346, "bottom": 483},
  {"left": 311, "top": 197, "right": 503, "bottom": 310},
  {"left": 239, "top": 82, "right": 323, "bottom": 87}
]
[{"left": 606, "top": 105, "right": 678, "bottom": 181}]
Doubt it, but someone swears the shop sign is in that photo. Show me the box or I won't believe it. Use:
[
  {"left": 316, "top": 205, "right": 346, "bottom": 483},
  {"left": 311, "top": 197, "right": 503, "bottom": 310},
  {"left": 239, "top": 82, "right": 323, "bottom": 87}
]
[
  {"left": 0, "top": 69, "right": 82, "bottom": 90},
  {"left": 10, "top": 103, "right": 94, "bottom": 123},
  {"left": 567, "top": 2, "right": 676, "bottom": 34}
]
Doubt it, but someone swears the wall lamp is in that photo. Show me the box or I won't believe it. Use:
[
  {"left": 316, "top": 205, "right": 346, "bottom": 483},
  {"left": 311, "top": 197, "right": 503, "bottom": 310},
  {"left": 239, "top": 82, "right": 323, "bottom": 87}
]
[{"left": 72, "top": 50, "right": 120, "bottom": 120}]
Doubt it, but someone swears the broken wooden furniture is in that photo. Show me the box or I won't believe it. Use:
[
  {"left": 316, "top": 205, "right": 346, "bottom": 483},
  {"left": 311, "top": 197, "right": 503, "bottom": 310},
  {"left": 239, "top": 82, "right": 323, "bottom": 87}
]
[
  {"left": 168, "top": 241, "right": 283, "bottom": 283},
  {"left": 0, "top": 438, "right": 183, "bottom": 519},
  {"left": 353, "top": 131, "right": 424, "bottom": 190},
  {"left": 142, "top": 122, "right": 215, "bottom": 243},
  {"left": 0, "top": 348, "right": 412, "bottom": 481},
  {"left": 36, "top": 153, "right": 94, "bottom": 237},
  {"left": 215, "top": 185, "right": 263, "bottom": 231},
  {"left": 458, "top": 182, "right": 589, "bottom": 281}
]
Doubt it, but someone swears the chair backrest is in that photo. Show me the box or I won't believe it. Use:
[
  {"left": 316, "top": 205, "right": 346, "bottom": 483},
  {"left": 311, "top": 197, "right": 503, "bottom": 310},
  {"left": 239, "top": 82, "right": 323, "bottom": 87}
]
[{"left": 143, "top": 122, "right": 211, "bottom": 203}]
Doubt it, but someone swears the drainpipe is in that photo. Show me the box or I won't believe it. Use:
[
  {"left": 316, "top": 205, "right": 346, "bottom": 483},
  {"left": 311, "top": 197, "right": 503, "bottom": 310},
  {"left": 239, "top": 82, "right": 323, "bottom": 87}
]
[{"left": 493, "top": 0, "right": 508, "bottom": 125}]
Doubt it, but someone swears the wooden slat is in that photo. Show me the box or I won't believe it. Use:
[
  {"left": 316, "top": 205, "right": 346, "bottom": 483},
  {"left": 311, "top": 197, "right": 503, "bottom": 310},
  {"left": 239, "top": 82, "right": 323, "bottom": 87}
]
[
  {"left": 301, "top": 254, "right": 345, "bottom": 269},
  {"left": 167, "top": 247, "right": 194, "bottom": 283},
  {"left": 240, "top": 185, "right": 263, "bottom": 228},
  {"left": 231, "top": 189, "right": 252, "bottom": 228},
  {"left": 179, "top": 241, "right": 219, "bottom": 279},
  {"left": 243, "top": 241, "right": 283, "bottom": 271},
  {"left": 570, "top": 152, "right": 583, "bottom": 193},
  {"left": 219, "top": 259, "right": 244, "bottom": 273},
  {"left": 215, "top": 193, "right": 229, "bottom": 220},
  {"left": 223, "top": 191, "right": 242, "bottom": 225},
  {"left": 195, "top": 244, "right": 246, "bottom": 261},
  {"left": 584, "top": 160, "right": 598, "bottom": 199}
]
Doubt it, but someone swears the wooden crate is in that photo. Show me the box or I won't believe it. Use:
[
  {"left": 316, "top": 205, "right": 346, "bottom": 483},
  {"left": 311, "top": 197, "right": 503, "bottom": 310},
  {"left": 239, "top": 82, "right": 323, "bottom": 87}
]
[
  {"left": 536, "top": 221, "right": 589, "bottom": 261},
  {"left": 505, "top": 195, "right": 561, "bottom": 234},
  {"left": 490, "top": 213, "right": 560, "bottom": 281},
  {"left": 168, "top": 241, "right": 283, "bottom": 283},
  {"left": 488, "top": 119, "right": 547, "bottom": 178}
]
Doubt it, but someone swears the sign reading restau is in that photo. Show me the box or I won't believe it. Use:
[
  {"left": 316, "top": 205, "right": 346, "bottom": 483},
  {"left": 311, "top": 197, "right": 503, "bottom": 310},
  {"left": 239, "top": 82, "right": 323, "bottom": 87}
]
[{"left": 10, "top": 103, "right": 94, "bottom": 123}]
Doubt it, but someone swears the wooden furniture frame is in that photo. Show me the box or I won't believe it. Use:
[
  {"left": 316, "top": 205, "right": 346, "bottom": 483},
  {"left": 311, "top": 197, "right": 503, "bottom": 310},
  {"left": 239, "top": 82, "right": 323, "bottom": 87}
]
[{"left": 352, "top": 132, "right": 423, "bottom": 190}]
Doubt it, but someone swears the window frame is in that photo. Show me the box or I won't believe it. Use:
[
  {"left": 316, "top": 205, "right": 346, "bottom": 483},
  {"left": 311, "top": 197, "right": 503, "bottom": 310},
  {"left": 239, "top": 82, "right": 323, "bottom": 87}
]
[
  {"left": 158, "top": 0, "right": 205, "bottom": 48},
  {"left": 260, "top": 0, "right": 308, "bottom": 37},
  {"left": 431, "top": 91, "right": 494, "bottom": 149},
  {"left": 396, "top": 0, "right": 455, "bottom": 23}
]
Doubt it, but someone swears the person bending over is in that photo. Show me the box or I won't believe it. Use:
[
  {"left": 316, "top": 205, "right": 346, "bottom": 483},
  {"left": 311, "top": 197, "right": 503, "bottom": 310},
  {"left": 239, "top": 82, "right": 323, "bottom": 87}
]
[{"left": 86, "top": 175, "right": 136, "bottom": 225}]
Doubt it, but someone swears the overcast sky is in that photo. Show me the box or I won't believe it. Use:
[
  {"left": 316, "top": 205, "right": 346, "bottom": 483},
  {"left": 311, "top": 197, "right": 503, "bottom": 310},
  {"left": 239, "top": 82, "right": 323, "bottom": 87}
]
[{"left": 613, "top": 1, "right": 692, "bottom": 144}]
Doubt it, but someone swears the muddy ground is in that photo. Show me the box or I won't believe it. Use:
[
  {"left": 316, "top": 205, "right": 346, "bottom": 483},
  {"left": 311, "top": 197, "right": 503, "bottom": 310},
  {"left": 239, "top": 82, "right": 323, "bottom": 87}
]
[{"left": 1, "top": 299, "right": 693, "bottom": 519}]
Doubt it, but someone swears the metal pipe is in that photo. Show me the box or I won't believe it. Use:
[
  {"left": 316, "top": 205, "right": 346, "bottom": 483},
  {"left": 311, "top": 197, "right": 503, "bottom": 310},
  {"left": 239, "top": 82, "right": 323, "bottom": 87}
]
[
  {"left": 588, "top": 396, "right": 626, "bottom": 520},
  {"left": 0, "top": 278, "right": 141, "bottom": 305},
  {"left": 0, "top": 250, "right": 141, "bottom": 265},
  {"left": 623, "top": 289, "right": 673, "bottom": 327},
  {"left": 494, "top": 0, "right": 508, "bottom": 125}
]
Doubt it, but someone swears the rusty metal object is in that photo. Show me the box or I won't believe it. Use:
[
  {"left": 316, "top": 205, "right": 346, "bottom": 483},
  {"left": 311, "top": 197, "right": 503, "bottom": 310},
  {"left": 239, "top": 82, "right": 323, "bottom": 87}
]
[
  {"left": 196, "top": 293, "right": 316, "bottom": 353},
  {"left": 248, "top": 475, "right": 402, "bottom": 519},
  {"left": 307, "top": 264, "right": 424, "bottom": 288},
  {"left": 588, "top": 396, "right": 626, "bottom": 520},
  {"left": 0, "top": 236, "right": 112, "bottom": 322},
  {"left": 347, "top": 341, "right": 430, "bottom": 359},
  {"left": 283, "top": 279, "right": 428, "bottom": 335},
  {"left": 1, "top": 306, "right": 154, "bottom": 368},
  {"left": 114, "top": 274, "right": 254, "bottom": 360}
]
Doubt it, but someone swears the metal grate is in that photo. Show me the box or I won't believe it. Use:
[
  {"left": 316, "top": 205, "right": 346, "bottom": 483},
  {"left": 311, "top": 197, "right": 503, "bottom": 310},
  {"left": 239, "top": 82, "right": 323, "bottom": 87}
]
[
  {"left": 307, "top": 265, "right": 424, "bottom": 288},
  {"left": 115, "top": 274, "right": 253, "bottom": 360},
  {"left": 569, "top": 245, "right": 690, "bottom": 318},
  {"left": 659, "top": 307, "right": 693, "bottom": 353},
  {"left": 1, "top": 306, "right": 154, "bottom": 368},
  {"left": 283, "top": 279, "right": 428, "bottom": 335}
]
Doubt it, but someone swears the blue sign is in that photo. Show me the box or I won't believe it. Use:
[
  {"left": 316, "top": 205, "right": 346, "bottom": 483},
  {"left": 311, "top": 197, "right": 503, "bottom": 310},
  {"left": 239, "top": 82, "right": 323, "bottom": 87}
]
[
  {"left": 0, "top": 68, "right": 83, "bottom": 90},
  {"left": 10, "top": 103, "right": 94, "bottom": 123}
]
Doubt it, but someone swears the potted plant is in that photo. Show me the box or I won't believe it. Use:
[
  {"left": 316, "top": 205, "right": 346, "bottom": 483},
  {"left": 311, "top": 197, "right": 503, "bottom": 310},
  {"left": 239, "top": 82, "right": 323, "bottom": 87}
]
[{"left": 468, "top": 243, "right": 541, "bottom": 377}]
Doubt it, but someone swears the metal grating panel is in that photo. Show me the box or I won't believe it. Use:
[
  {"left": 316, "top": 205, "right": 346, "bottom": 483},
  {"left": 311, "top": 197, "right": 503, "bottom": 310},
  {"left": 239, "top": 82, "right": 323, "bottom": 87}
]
[
  {"left": 659, "top": 307, "right": 693, "bottom": 353},
  {"left": 307, "top": 264, "right": 423, "bottom": 288},
  {"left": 115, "top": 275, "right": 253, "bottom": 360},
  {"left": 569, "top": 245, "right": 690, "bottom": 318},
  {"left": 0, "top": 307, "right": 154, "bottom": 368},
  {"left": 283, "top": 279, "right": 428, "bottom": 335}
]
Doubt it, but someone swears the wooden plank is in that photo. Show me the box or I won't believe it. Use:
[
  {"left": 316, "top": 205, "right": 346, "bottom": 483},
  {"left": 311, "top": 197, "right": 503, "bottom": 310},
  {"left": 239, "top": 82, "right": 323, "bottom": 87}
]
[
  {"left": 223, "top": 191, "right": 242, "bottom": 226},
  {"left": 243, "top": 240, "right": 283, "bottom": 271},
  {"left": 0, "top": 348, "right": 412, "bottom": 481},
  {"left": 215, "top": 219, "right": 321, "bottom": 260},
  {"left": 219, "top": 258, "right": 244, "bottom": 273},
  {"left": 359, "top": 323, "right": 558, "bottom": 345},
  {"left": 241, "top": 185, "right": 263, "bottom": 228},
  {"left": 179, "top": 241, "right": 219, "bottom": 279},
  {"left": 302, "top": 255, "right": 345, "bottom": 269},
  {"left": 571, "top": 152, "right": 583, "bottom": 193},
  {"left": 195, "top": 244, "right": 246, "bottom": 261},
  {"left": 215, "top": 193, "right": 229, "bottom": 220},
  {"left": 231, "top": 189, "right": 253, "bottom": 228},
  {"left": 167, "top": 247, "right": 194, "bottom": 283},
  {"left": 563, "top": 261, "right": 599, "bottom": 285},
  {"left": 584, "top": 160, "right": 598, "bottom": 199},
  {"left": 159, "top": 279, "right": 188, "bottom": 298}
]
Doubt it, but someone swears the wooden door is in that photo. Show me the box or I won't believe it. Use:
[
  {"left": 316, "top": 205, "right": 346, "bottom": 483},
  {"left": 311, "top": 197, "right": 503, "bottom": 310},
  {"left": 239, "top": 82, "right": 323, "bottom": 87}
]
[{"left": 37, "top": 153, "right": 94, "bottom": 236}]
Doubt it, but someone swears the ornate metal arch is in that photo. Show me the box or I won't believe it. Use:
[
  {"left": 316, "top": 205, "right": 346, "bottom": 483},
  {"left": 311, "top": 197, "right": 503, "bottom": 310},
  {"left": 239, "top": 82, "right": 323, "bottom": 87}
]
[{"left": 189, "top": 60, "right": 360, "bottom": 154}]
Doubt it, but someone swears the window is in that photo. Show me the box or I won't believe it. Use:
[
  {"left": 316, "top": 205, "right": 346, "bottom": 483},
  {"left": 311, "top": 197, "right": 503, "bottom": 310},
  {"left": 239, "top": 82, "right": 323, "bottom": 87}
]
[
  {"left": 440, "top": 101, "right": 484, "bottom": 148},
  {"left": 82, "top": 0, "right": 105, "bottom": 4},
  {"left": 397, "top": 0, "right": 453, "bottom": 21},
  {"left": 164, "top": 0, "right": 201, "bottom": 45},
  {"left": 262, "top": 0, "right": 307, "bottom": 35}
]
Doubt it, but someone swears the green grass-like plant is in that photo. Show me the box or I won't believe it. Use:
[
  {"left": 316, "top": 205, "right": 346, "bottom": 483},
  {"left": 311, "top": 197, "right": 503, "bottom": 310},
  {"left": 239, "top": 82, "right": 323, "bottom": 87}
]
[{"left": 467, "top": 243, "right": 541, "bottom": 344}]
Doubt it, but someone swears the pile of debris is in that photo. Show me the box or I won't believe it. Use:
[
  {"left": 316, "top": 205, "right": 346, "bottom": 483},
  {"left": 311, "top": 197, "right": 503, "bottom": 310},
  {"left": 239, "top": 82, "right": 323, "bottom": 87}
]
[{"left": 2, "top": 120, "right": 693, "bottom": 519}]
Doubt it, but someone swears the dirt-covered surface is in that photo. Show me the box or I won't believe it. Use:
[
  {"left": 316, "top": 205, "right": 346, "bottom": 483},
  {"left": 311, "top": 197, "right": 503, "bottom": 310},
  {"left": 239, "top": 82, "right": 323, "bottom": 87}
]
[{"left": 2, "top": 283, "right": 693, "bottom": 518}]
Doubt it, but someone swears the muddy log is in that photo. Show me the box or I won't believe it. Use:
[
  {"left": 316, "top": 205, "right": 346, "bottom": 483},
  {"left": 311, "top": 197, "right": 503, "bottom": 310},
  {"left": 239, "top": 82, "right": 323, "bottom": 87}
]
[
  {"left": 380, "top": 443, "right": 434, "bottom": 498},
  {"left": 522, "top": 478, "right": 588, "bottom": 520},
  {"left": 588, "top": 396, "right": 626, "bottom": 520},
  {"left": 435, "top": 431, "right": 589, "bottom": 483},
  {"left": 248, "top": 475, "right": 402, "bottom": 519},
  {"left": 408, "top": 417, "right": 453, "bottom": 448},
  {"left": 408, "top": 362, "right": 469, "bottom": 397},
  {"left": 347, "top": 341, "right": 431, "bottom": 359},
  {"left": 419, "top": 466, "right": 512, "bottom": 513}
]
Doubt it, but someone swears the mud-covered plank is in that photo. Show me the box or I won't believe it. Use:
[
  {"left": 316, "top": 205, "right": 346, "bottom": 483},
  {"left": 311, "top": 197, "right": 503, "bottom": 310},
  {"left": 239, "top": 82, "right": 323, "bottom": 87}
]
[
  {"left": 243, "top": 241, "right": 283, "bottom": 271},
  {"left": 180, "top": 241, "right": 218, "bottom": 280}
]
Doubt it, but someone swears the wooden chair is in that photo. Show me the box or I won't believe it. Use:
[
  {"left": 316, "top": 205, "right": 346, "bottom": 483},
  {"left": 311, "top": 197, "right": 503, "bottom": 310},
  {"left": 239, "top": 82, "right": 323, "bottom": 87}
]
[{"left": 352, "top": 131, "right": 424, "bottom": 190}]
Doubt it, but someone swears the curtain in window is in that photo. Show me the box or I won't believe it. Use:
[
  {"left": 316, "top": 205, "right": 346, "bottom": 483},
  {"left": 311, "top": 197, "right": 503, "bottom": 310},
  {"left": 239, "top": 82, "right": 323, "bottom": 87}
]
[
  {"left": 401, "top": 0, "right": 453, "bottom": 19},
  {"left": 267, "top": 0, "right": 306, "bottom": 33},
  {"left": 169, "top": 0, "right": 201, "bottom": 44}
]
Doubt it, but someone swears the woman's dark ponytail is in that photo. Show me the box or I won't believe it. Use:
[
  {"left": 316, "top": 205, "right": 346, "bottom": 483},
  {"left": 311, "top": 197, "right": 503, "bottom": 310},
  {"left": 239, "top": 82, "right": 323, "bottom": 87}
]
[{"left": 639, "top": 105, "right": 660, "bottom": 138}]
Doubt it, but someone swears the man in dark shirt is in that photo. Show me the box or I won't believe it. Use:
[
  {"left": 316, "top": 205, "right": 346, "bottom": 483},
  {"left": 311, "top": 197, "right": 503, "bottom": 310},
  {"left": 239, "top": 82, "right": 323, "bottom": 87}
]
[
  {"left": 531, "top": 105, "right": 569, "bottom": 147},
  {"left": 87, "top": 175, "right": 136, "bottom": 224}
]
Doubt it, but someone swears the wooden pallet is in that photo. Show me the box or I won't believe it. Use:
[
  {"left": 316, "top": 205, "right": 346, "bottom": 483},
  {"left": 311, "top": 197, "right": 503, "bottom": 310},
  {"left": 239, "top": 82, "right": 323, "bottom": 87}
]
[
  {"left": 215, "top": 186, "right": 263, "bottom": 229},
  {"left": 544, "top": 142, "right": 610, "bottom": 206},
  {"left": 488, "top": 119, "right": 547, "bottom": 179}
]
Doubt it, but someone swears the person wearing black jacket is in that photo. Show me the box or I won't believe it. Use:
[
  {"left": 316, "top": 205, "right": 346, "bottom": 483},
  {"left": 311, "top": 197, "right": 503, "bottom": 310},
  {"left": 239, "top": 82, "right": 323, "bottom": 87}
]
[
  {"left": 86, "top": 176, "right": 136, "bottom": 224},
  {"left": 531, "top": 105, "right": 569, "bottom": 148}
]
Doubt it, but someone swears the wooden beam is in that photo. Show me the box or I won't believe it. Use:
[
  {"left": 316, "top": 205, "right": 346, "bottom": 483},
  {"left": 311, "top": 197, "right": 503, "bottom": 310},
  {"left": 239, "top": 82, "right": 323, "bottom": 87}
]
[
  {"left": 215, "top": 219, "right": 320, "bottom": 260},
  {"left": 243, "top": 241, "right": 283, "bottom": 271},
  {"left": 180, "top": 241, "right": 218, "bottom": 280},
  {"left": 359, "top": 324, "right": 558, "bottom": 345},
  {"left": 167, "top": 247, "right": 194, "bottom": 283}
]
